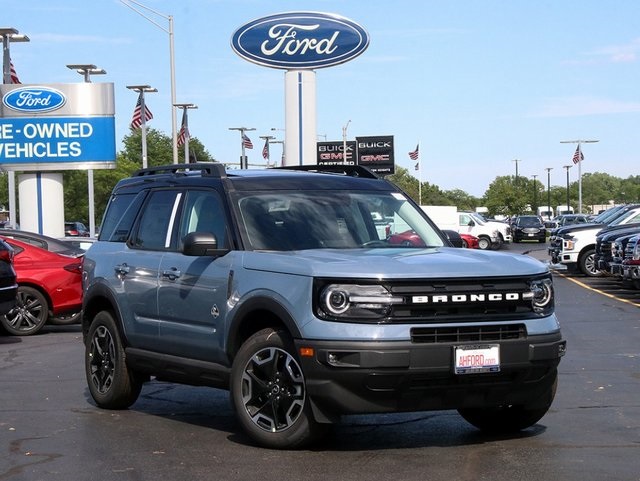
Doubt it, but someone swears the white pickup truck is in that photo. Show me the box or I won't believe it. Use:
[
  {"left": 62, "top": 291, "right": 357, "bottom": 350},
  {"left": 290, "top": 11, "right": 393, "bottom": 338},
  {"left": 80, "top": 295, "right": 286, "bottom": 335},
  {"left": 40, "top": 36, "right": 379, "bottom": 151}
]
[
  {"left": 458, "top": 211, "right": 512, "bottom": 250},
  {"left": 548, "top": 205, "right": 640, "bottom": 276}
]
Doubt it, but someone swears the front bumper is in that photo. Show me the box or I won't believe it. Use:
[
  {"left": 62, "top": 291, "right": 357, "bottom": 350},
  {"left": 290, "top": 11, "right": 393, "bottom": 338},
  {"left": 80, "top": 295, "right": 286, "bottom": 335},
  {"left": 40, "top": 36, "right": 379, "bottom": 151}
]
[{"left": 296, "top": 332, "right": 566, "bottom": 420}]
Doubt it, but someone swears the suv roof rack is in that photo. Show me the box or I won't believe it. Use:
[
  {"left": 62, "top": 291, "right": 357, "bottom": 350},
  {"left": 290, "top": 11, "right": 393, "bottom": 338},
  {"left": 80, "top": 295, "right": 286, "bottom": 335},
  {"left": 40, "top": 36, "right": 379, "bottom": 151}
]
[
  {"left": 274, "top": 164, "right": 379, "bottom": 179},
  {"left": 133, "top": 162, "right": 227, "bottom": 179}
]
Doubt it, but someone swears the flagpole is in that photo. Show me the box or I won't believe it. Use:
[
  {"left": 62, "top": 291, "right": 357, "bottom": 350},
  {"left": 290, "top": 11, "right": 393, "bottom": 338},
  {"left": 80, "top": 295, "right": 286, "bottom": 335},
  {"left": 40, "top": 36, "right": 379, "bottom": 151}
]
[
  {"left": 418, "top": 141, "right": 422, "bottom": 205},
  {"left": 560, "top": 139, "right": 599, "bottom": 214},
  {"left": 127, "top": 85, "right": 157, "bottom": 169}
]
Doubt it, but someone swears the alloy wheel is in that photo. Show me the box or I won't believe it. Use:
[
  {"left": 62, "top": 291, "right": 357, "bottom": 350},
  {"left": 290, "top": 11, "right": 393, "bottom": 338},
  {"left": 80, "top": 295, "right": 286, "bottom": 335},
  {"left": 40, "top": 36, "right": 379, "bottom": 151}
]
[{"left": 240, "top": 346, "right": 306, "bottom": 433}]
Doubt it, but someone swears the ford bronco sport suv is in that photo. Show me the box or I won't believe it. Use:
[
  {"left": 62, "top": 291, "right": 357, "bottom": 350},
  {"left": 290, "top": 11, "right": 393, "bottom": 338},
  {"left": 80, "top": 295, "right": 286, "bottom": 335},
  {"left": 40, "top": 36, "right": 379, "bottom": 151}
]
[{"left": 82, "top": 163, "right": 566, "bottom": 449}]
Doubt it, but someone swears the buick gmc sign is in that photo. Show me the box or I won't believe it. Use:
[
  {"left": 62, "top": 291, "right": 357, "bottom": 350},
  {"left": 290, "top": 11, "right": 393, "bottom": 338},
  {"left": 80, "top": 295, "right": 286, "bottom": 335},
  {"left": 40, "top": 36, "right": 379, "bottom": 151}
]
[
  {"left": 231, "top": 12, "right": 369, "bottom": 69},
  {"left": 3, "top": 86, "right": 66, "bottom": 114}
]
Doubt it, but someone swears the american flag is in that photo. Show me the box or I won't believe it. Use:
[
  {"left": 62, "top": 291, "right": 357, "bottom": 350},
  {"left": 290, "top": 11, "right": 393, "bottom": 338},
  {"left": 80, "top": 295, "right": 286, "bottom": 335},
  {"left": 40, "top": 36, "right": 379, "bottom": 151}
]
[
  {"left": 262, "top": 138, "right": 270, "bottom": 159},
  {"left": 572, "top": 145, "right": 584, "bottom": 165},
  {"left": 242, "top": 133, "right": 253, "bottom": 149},
  {"left": 130, "top": 92, "right": 153, "bottom": 130},
  {"left": 9, "top": 61, "right": 20, "bottom": 84},
  {"left": 177, "top": 109, "right": 190, "bottom": 147},
  {"left": 408, "top": 144, "right": 419, "bottom": 161}
]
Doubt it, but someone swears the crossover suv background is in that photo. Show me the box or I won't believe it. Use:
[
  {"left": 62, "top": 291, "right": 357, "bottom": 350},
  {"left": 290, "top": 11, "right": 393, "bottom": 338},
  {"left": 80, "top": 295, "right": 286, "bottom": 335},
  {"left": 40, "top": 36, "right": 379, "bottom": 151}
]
[{"left": 81, "top": 163, "right": 565, "bottom": 449}]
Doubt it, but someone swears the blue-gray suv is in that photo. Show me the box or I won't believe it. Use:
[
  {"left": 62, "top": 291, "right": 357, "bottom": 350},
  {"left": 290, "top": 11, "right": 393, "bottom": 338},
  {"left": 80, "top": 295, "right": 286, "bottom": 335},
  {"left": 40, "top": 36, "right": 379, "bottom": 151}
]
[{"left": 82, "top": 163, "right": 566, "bottom": 449}]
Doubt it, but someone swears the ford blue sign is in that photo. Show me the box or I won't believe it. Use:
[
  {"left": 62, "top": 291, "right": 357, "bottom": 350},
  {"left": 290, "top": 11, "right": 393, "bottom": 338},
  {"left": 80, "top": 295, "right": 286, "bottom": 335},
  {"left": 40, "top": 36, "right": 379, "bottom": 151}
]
[
  {"left": 3, "top": 86, "right": 67, "bottom": 114},
  {"left": 231, "top": 12, "right": 369, "bottom": 69}
]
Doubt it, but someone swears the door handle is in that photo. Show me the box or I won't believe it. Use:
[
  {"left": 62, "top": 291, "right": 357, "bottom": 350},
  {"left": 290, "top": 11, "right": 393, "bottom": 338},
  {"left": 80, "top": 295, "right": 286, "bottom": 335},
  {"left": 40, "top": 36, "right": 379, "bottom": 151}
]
[
  {"left": 114, "top": 263, "right": 130, "bottom": 275},
  {"left": 162, "top": 268, "right": 181, "bottom": 280}
]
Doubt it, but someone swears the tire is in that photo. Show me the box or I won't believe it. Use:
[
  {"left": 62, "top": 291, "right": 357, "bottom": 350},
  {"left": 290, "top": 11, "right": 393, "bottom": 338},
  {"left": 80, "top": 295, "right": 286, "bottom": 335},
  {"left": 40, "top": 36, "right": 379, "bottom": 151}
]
[
  {"left": 0, "top": 286, "right": 48, "bottom": 336},
  {"left": 230, "top": 328, "right": 325, "bottom": 449},
  {"left": 477, "top": 236, "right": 492, "bottom": 250},
  {"left": 85, "top": 310, "right": 142, "bottom": 410},
  {"left": 48, "top": 311, "right": 82, "bottom": 325},
  {"left": 458, "top": 373, "right": 558, "bottom": 433},
  {"left": 579, "top": 248, "right": 601, "bottom": 277},
  {"left": 461, "top": 239, "right": 469, "bottom": 248}
]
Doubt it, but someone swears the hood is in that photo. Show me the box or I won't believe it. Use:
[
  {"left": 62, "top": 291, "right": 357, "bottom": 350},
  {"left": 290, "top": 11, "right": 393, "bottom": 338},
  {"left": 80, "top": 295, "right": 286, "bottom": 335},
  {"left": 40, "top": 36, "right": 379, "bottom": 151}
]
[
  {"left": 554, "top": 222, "right": 604, "bottom": 236},
  {"left": 241, "top": 247, "right": 547, "bottom": 279}
]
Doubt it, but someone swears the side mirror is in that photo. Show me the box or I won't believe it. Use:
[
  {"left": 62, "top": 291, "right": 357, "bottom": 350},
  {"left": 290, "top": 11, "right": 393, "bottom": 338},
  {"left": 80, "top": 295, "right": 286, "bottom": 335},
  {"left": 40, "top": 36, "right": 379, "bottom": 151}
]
[
  {"left": 182, "top": 232, "right": 228, "bottom": 257},
  {"left": 467, "top": 219, "right": 475, "bottom": 227}
]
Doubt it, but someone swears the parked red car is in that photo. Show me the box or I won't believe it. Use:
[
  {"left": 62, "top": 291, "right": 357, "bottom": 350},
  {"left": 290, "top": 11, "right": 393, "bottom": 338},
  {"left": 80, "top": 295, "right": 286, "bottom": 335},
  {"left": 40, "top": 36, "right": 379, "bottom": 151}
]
[
  {"left": 0, "top": 237, "right": 83, "bottom": 336},
  {"left": 388, "top": 229, "right": 480, "bottom": 249},
  {"left": 459, "top": 233, "right": 480, "bottom": 249}
]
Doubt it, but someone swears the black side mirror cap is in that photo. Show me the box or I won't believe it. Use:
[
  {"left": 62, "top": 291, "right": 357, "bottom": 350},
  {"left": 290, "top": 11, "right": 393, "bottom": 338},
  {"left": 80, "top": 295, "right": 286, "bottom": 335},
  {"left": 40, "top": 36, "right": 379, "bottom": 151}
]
[{"left": 182, "top": 232, "right": 228, "bottom": 257}]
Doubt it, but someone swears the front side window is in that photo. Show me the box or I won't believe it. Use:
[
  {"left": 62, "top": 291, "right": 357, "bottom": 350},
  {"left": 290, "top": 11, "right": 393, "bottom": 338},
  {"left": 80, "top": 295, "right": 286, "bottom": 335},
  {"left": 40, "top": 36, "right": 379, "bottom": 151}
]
[
  {"left": 177, "top": 190, "right": 227, "bottom": 249},
  {"left": 237, "top": 190, "right": 444, "bottom": 251}
]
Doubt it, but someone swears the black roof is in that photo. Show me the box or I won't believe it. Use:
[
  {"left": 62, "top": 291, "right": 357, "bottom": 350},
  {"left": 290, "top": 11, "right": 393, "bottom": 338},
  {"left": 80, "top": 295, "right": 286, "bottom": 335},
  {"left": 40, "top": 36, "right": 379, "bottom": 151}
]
[{"left": 114, "top": 163, "right": 395, "bottom": 194}]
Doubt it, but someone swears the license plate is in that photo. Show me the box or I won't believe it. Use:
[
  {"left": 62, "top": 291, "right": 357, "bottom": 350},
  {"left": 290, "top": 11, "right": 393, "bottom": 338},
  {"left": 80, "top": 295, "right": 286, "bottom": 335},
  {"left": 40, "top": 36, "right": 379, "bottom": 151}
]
[
  {"left": 527, "top": 233, "right": 534, "bottom": 237},
  {"left": 454, "top": 344, "right": 500, "bottom": 374}
]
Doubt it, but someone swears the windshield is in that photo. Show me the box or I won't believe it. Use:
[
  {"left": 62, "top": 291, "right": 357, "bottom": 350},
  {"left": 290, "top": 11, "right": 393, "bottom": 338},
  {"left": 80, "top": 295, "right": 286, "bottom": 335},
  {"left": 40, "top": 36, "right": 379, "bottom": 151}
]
[
  {"left": 469, "top": 212, "right": 487, "bottom": 225},
  {"left": 237, "top": 190, "right": 445, "bottom": 250}
]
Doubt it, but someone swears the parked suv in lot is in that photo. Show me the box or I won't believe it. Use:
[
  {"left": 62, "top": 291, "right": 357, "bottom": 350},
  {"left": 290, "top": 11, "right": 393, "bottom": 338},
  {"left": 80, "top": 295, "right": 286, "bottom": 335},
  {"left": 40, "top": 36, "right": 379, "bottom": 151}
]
[
  {"left": 512, "top": 215, "right": 546, "bottom": 243},
  {"left": 82, "top": 163, "right": 566, "bottom": 449}
]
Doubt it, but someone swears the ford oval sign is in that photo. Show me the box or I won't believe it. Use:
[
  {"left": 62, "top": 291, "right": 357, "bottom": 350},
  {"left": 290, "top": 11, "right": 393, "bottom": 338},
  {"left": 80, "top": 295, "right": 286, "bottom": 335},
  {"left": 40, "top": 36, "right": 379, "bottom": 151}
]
[
  {"left": 231, "top": 12, "right": 369, "bottom": 69},
  {"left": 2, "top": 86, "right": 67, "bottom": 114}
]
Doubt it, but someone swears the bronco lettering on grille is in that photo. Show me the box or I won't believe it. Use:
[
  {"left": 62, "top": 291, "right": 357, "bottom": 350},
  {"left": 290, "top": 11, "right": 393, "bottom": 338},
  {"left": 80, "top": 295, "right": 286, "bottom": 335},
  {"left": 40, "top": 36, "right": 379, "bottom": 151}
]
[{"left": 412, "top": 292, "right": 523, "bottom": 304}]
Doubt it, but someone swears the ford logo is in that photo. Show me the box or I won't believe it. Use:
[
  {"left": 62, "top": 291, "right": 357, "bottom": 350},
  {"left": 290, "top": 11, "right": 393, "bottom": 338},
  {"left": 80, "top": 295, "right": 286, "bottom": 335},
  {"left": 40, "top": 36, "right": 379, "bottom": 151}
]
[
  {"left": 2, "top": 86, "right": 67, "bottom": 113},
  {"left": 231, "top": 12, "right": 369, "bottom": 69}
]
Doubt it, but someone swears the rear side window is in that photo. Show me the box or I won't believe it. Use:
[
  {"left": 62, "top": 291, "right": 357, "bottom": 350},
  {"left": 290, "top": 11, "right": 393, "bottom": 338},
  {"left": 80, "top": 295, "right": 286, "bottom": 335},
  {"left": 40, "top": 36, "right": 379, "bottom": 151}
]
[
  {"left": 131, "top": 190, "right": 182, "bottom": 250},
  {"left": 99, "top": 192, "right": 147, "bottom": 242}
]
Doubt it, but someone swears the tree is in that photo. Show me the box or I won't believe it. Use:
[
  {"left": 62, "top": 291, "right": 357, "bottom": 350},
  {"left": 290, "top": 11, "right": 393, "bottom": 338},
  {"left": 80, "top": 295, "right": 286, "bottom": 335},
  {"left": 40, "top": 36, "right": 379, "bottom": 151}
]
[{"left": 483, "top": 175, "right": 529, "bottom": 217}]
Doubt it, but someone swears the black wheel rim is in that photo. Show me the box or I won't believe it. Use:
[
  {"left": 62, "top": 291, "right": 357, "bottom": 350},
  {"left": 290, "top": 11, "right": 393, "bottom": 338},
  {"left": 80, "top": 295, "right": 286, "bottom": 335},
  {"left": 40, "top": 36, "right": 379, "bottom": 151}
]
[
  {"left": 88, "top": 325, "right": 116, "bottom": 394},
  {"left": 241, "top": 347, "right": 305, "bottom": 433},
  {"left": 3, "top": 290, "right": 46, "bottom": 333}
]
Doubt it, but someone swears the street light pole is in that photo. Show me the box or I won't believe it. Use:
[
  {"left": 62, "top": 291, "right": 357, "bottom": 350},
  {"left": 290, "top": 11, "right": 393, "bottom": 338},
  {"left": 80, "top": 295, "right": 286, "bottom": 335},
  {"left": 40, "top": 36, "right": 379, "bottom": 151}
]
[
  {"left": 269, "top": 140, "right": 284, "bottom": 167},
  {"left": 1, "top": 27, "right": 30, "bottom": 229},
  {"left": 174, "top": 103, "right": 197, "bottom": 163},
  {"left": 545, "top": 167, "right": 553, "bottom": 220},
  {"left": 229, "top": 127, "right": 256, "bottom": 169},
  {"left": 127, "top": 85, "right": 157, "bottom": 169},
  {"left": 271, "top": 128, "right": 286, "bottom": 165},
  {"left": 67, "top": 64, "right": 107, "bottom": 238},
  {"left": 259, "top": 135, "right": 275, "bottom": 167},
  {"left": 560, "top": 139, "right": 599, "bottom": 213},
  {"left": 120, "top": 0, "right": 178, "bottom": 163},
  {"left": 342, "top": 120, "right": 351, "bottom": 163},
  {"left": 563, "top": 165, "right": 572, "bottom": 212}
]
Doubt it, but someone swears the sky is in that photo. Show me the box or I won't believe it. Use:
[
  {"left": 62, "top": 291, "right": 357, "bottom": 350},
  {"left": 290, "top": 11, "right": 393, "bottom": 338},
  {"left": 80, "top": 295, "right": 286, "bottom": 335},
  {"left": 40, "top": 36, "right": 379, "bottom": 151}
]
[{"left": 5, "top": 0, "right": 640, "bottom": 197}]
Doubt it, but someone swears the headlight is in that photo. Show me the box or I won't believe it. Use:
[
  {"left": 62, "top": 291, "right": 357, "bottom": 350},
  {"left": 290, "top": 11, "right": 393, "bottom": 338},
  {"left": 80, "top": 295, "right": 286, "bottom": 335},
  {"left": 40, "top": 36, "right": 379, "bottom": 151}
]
[
  {"left": 529, "top": 277, "right": 554, "bottom": 314},
  {"left": 318, "top": 284, "right": 403, "bottom": 320},
  {"left": 563, "top": 239, "right": 575, "bottom": 250}
]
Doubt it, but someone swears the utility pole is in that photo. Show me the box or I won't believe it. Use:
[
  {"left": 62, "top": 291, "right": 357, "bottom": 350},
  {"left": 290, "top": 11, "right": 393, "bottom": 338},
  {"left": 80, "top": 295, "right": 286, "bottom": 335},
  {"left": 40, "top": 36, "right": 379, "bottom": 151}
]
[
  {"left": 563, "top": 165, "right": 572, "bottom": 212},
  {"left": 512, "top": 159, "right": 521, "bottom": 186},
  {"left": 545, "top": 167, "right": 553, "bottom": 220},
  {"left": 531, "top": 174, "right": 538, "bottom": 211}
]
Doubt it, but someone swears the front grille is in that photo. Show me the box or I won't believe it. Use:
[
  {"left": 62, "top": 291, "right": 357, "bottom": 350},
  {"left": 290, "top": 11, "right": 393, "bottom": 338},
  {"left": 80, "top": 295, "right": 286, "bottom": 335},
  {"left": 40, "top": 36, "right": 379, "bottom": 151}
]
[
  {"left": 387, "top": 276, "right": 546, "bottom": 322},
  {"left": 411, "top": 324, "right": 526, "bottom": 344}
]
